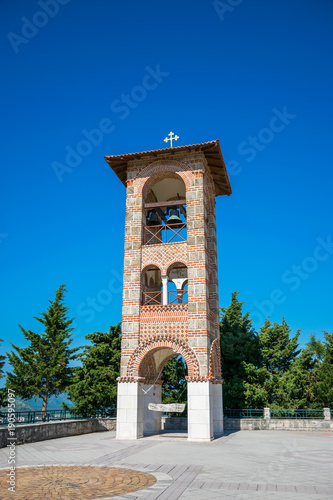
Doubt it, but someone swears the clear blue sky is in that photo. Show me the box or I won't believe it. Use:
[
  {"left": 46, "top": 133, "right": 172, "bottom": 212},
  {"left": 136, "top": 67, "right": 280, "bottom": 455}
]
[{"left": 1, "top": 0, "right": 332, "bottom": 373}]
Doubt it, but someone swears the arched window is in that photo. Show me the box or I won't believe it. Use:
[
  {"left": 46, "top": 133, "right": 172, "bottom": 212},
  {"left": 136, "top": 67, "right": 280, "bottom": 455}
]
[
  {"left": 167, "top": 263, "right": 188, "bottom": 304},
  {"left": 143, "top": 173, "right": 187, "bottom": 245},
  {"left": 141, "top": 265, "right": 162, "bottom": 305}
]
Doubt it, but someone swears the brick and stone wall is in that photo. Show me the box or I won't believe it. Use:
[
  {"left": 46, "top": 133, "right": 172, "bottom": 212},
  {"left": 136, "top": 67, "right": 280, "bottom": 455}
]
[{"left": 120, "top": 152, "right": 222, "bottom": 382}]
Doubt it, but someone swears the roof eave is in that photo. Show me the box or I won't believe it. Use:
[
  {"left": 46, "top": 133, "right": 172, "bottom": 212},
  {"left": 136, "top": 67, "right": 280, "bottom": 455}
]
[{"left": 105, "top": 140, "right": 232, "bottom": 196}]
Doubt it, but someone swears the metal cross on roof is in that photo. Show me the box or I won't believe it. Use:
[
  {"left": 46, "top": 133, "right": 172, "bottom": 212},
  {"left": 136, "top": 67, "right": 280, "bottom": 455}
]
[{"left": 164, "top": 131, "right": 179, "bottom": 148}]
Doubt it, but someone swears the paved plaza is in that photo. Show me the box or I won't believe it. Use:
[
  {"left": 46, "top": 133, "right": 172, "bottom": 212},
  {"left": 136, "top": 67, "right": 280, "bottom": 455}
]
[{"left": 0, "top": 429, "right": 332, "bottom": 499}]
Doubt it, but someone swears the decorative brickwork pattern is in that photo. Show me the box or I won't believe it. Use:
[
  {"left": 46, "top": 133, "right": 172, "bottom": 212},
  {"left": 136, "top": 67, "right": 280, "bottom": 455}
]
[
  {"left": 134, "top": 160, "right": 193, "bottom": 196},
  {"left": 142, "top": 243, "right": 187, "bottom": 274},
  {"left": 140, "top": 304, "right": 187, "bottom": 340},
  {"left": 126, "top": 335, "right": 200, "bottom": 379}
]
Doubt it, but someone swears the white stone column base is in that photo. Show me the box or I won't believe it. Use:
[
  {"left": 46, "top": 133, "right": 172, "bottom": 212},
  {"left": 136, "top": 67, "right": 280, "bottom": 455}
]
[
  {"left": 142, "top": 383, "right": 162, "bottom": 436},
  {"left": 187, "top": 381, "right": 214, "bottom": 442},
  {"left": 116, "top": 382, "right": 143, "bottom": 440},
  {"left": 212, "top": 383, "right": 223, "bottom": 436}
]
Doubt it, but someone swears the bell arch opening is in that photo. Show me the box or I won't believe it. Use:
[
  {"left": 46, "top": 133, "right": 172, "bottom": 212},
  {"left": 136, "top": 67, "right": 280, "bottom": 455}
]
[{"left": 143, "top": 171, "right": 187, "bottom": 245}]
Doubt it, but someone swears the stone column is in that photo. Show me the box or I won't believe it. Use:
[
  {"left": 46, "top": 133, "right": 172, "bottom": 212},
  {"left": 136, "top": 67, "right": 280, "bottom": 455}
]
[
  {"left": 187, "top": 170, "right": 210, "bottom": 376},
  {"left": 116, "top": 382, "right": 143, "bottom": 440},
  {"left": 212, "top": 383, "right": 223, "bottom": 436},
  {"left": 120, "top": 182, "right": 143, "bottom": 377},
  {"left": 324, "top": 408, "right": 331, "bottom": 421},
  {"left": 187, "top": 381, "right": 213, "bottom": 441},
  {"left": 161, "top": 276, "right": 168, "bottom": 306},
  {"left": 142, "top": 383, "right": 162, "bottom": 435},
  {"left": 264, "top": 407, "right": 271, "bottom": 420}
]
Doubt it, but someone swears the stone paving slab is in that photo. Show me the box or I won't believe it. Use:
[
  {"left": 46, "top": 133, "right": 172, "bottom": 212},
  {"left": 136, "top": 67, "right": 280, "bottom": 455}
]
[{"left": 0, "top": 430, "right": 331, "bottom": 499}]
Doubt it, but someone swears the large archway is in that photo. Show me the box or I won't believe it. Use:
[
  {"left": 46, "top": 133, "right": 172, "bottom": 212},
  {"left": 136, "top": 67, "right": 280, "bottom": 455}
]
[
  {"left": 133, "top": 344, "right": 190, "bottom": 437},
  {"left": 124, "top": 337, "right": 199, "bottom": 437}
]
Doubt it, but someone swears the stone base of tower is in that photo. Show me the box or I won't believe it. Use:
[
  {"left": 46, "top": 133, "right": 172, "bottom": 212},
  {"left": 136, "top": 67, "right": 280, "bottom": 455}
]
[
  {"left": 212, "top": 382, "right": 224, "bottom": 436},
  {"left": 187, "top": 381, "right": 223, "bottom": 442},
  {"left": 142, "top": 383, "right": 162, "bottom": 436},
  {"left": 116, "top": 382, "right": 143, "bottom": 440},
  {"left": 116, "top": 380, "right": 223, "bottom": 441},
  {"left": 116, "top": 382, "right": 162, "bottom": 440}
]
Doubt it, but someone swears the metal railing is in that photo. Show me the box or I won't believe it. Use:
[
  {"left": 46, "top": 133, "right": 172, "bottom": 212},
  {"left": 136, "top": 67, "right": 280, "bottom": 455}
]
[
  {"left": 142, "top": 291, "right": 162, "bottom": 305},
  {"left": 270, "top": 409, "right": 324, "bottom": 419},
  {"left": 223, "top": 409, "right": 265, "bottom": 419},
  {"left": 168, "top": 290, "right": 188, "bottom": 304},
  {"left": 0, "top": 408, "right": 117, "bottom": 426},
  {"left": 223, "top": 408, "right": 326, "bottom": 419},
  {"left": 144, "top": 223, "right": 187, "bottom": 245}
]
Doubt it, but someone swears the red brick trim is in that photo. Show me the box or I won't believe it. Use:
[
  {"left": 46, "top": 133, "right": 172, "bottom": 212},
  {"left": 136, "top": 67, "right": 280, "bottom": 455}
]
[
  {"left": 126, "top": 335, "right": 200, "bottom": 378},
  {"left": 140, "top": 304, "right": 187, "bottom": 312},
  {"left": 166, "top": 259, "right": 188, "bottom": 276},
  {"left": 141, "top": 263, "right": 163, "bottom": 274},
  {"left": 137, "top": 161, "right": 193, "bottom": 198},
  {"left": 209, "top": 338, "right": 222, "bottom": 379},
  {"left": 186, "top": 376, "right": 223, "bottom": 384}
]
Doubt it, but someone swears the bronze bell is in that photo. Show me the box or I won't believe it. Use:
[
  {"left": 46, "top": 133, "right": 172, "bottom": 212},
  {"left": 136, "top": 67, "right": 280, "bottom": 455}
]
[
  {"left": 167, "top": 208, "right": 182, "bottom": 227},
  {"left": 147, "top": 209, "right": 159, "bottom": 226}
]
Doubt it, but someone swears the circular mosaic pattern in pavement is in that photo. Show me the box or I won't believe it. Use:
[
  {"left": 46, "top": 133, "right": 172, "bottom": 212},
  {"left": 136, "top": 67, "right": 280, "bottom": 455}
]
[{"left": 0, "top": 466, "right": 156, "bottom": 499}]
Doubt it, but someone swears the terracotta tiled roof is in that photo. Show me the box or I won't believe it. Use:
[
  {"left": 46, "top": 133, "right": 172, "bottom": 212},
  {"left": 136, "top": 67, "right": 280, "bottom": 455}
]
[{"left": 105, "top": 140, "right": 232, "bottom": 196}]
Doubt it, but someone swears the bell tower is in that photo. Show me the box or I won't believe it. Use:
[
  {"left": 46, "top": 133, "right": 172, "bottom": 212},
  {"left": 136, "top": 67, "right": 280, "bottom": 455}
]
[{"left": 105, "top": 139, "right": 231, "bottom": 441}]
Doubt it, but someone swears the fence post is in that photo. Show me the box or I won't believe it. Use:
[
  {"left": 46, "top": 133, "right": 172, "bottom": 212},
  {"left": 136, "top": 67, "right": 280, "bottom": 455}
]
[
  {"left": 323, "top": 408, "right": 331, "bottom": 421},
  {"left": 264, "top": 407, "right": 271, "bottom": 420}
]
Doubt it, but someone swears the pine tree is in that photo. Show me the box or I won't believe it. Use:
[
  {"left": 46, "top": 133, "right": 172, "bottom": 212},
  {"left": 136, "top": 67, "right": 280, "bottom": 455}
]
[
  {"left": 258, "top": 318, "right": 301, "bottom": 408},
  {"left": 316, "top": 331, "right": 333, "bottom": 408},
  {"left": 270, "top": 348, "right": 317, "bottom": 408},
  {"left": 220, "top": 291, "right": 261, "bottom": 408},
  {"left": 6, "top": 285, "right": 79, "bottom": 419},
  {"left": 259, "top": 318, "right": 301, "bottom": 375},
  {"left": 306, "top": 334, "right": 325, "bottom": 364},
  {"left": 64, "top": 324, "right": 121, "bottom": 415},
  {"left": 297, "top": 334, "right": 325, "bottom": 408}
]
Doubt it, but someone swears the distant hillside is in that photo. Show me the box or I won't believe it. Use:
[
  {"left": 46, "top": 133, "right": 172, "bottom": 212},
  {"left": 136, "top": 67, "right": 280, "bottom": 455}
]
[
  {"left": 22, "top": 393, "right": 74, "bottom": 410},
  {"left": 1, "top": 393, "right": 74, "bottom": 412},
  {"left": 0, "top": 399, "right": 36, "bottom": 413}
]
